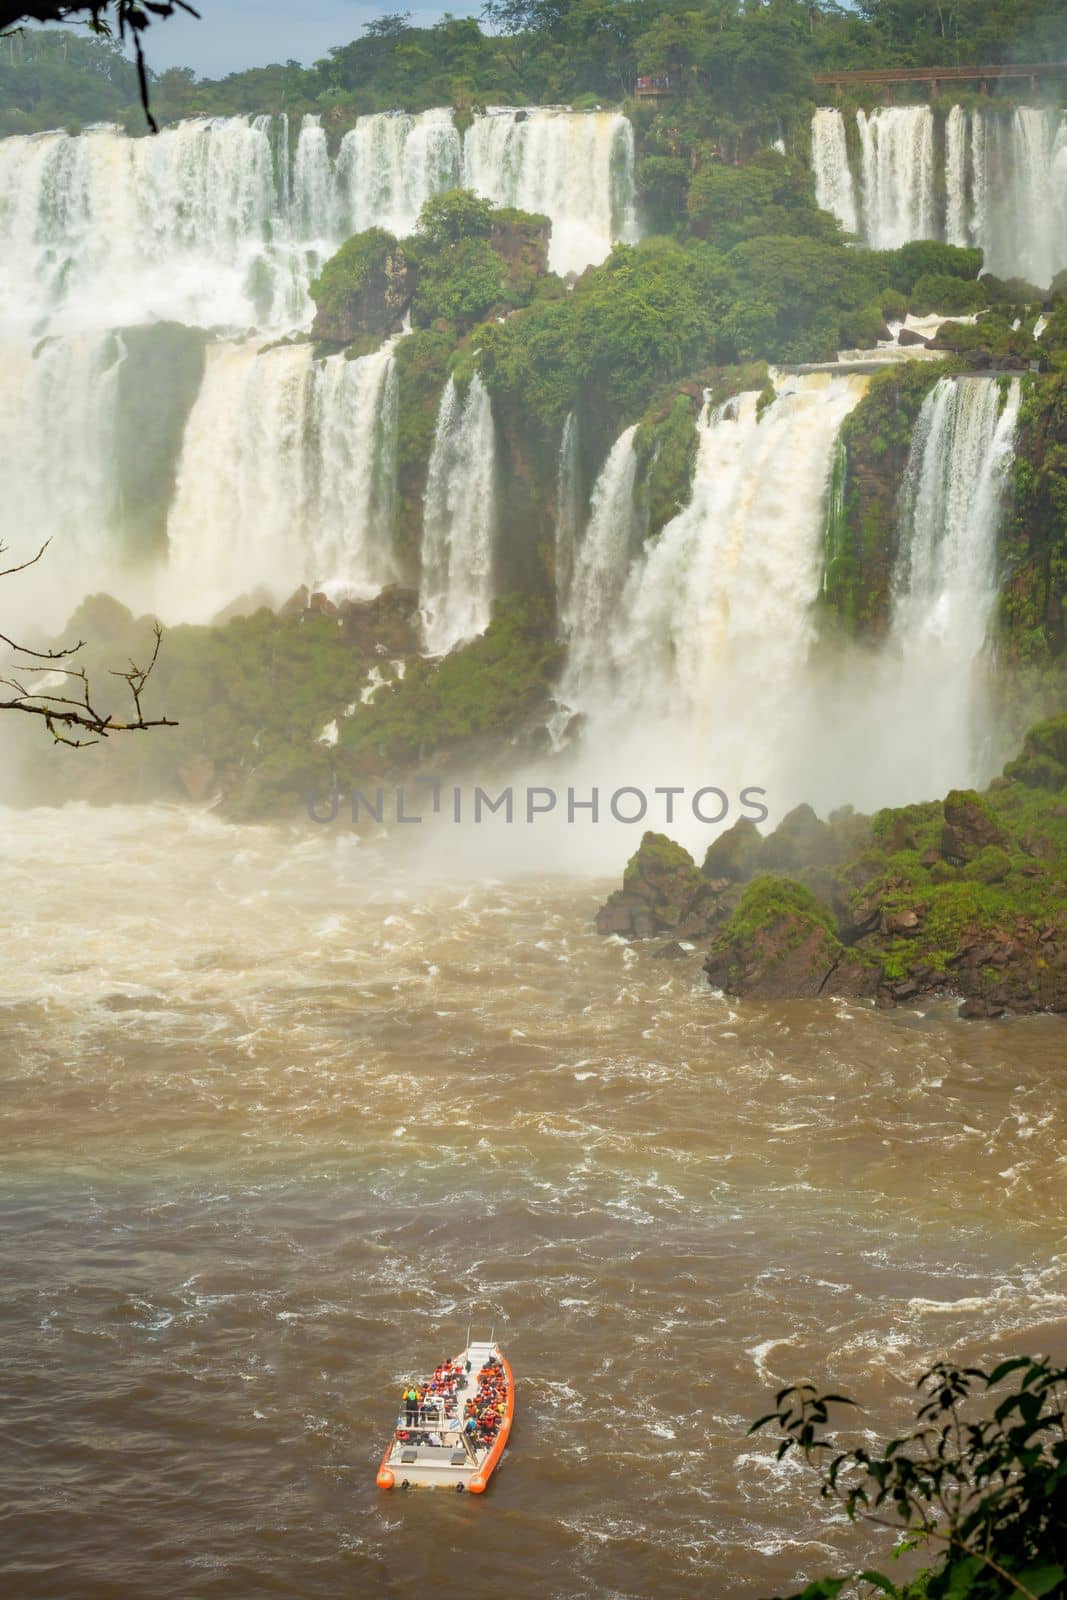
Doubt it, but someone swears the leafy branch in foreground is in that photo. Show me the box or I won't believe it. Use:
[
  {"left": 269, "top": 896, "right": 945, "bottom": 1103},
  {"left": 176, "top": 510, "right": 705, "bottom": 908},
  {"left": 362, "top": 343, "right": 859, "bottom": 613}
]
[
  {"left": 751, "top": 1358, "right": 1067, "bottom": 1600},
  {"left": 0, "top": 1, "right": 200, "bottom": 129},
  {"left": 0, "top": 541, "right": 176, "bottom": 746}
]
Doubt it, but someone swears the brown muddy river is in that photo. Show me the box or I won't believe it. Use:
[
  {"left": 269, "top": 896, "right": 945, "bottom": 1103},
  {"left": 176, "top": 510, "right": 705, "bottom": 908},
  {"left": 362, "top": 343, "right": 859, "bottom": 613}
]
[{"left": 2, "top": 803, "right": 1065, "bottom": 1600}]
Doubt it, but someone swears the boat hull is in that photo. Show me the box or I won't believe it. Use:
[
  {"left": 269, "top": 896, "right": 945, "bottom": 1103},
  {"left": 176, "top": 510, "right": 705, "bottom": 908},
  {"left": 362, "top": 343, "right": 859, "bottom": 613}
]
[{"left": 377, "top": 1344, "right": 513, "bottom": 1493}]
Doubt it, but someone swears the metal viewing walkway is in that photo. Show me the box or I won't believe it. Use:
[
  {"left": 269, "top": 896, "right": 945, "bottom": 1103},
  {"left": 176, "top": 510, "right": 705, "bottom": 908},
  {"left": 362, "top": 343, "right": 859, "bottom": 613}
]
[{"left": 815, "top": 62, "right": 1067, "bottom": 98}]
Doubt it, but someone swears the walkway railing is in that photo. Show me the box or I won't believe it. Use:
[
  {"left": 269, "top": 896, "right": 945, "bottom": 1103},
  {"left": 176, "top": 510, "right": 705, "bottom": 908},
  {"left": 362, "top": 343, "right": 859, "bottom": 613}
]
[{"left": 815, "top": 63, "right": 1067, "bottom": 97}]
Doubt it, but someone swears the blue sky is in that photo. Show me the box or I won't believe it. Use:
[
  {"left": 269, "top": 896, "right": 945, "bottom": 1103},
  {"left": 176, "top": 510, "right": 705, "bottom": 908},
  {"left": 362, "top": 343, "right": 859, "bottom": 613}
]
[{"left": 142, "top": 0, "right": 484, "bottom": 78}]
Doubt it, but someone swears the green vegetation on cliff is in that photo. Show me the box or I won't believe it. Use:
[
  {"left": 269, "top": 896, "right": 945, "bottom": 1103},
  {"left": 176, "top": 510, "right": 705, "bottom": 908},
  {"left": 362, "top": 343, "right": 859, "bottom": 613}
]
[
  {"left": 333, "top": 596, "right": 562, "bottom": 778},
  {"left": 309, "top": 228, "right": 406, "bottom": 344},
  {"left": 1004, "top": 374, "right": 1067, "bottom": 662},
  {"left": 820, "top": 362, "right": 952, "bottom": 641},
  {"left": 598, "top": 716, "right": 1067, "bottom": 1017},
  {"left": 8, "top": 590, "right": 564, "bottom": 821}
]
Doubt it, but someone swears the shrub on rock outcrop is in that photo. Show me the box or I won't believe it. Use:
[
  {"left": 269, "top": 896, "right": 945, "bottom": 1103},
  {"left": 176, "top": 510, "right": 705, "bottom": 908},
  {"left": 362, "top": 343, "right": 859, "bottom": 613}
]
[
  {"left": 596, "top": 831, "right": 736, "bottom": 940},
  {"left": 703, "top": 876, "right": 878, "bottom": 1001},
  {"left": 310, "top": 229, "right": 413, "bottom": 344}
]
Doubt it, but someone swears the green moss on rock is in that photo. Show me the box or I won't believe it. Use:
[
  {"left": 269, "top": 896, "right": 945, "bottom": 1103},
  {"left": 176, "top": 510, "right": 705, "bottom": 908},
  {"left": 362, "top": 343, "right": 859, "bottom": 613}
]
[
  {"left": 310, "top": 229, "right": 413, "bottom": 344},
  {"left": 820, "top": 362, "right": 951, "bottom": 642},
  {"left": 335, "top": 596, "right": 562, "bottom": 777},
  {"left": 634, "top": 391, "right": 701, "bottom": 539}
]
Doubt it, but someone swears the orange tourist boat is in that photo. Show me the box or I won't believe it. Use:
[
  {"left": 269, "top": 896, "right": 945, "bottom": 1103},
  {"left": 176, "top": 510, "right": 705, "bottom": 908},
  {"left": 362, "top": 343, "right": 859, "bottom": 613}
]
[{"left": 376, "top": 1336, "right": 514, "bottom": 1494}]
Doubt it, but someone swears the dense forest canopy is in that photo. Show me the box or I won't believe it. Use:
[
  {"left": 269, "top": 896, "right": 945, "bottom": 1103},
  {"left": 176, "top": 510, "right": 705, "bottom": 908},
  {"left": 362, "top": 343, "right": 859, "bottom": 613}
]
[{"left": 2, "top": 0, "right": 1066, "bottom": 136}]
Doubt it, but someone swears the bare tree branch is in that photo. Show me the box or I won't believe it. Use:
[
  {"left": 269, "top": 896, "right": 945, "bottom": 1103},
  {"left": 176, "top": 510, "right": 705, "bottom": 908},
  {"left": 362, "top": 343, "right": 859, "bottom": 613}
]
[
  {"left": 1, "top": 539, "right": 177, "bottom": 745},
  {"left": 0, "top": 541, "right": 90, "bottom": 660},
  {"left": 0, "top": 537, "right": 53, "bottom": 580},
  {"left": 0, "top": 622, "right": 178, "bottom": 745}
]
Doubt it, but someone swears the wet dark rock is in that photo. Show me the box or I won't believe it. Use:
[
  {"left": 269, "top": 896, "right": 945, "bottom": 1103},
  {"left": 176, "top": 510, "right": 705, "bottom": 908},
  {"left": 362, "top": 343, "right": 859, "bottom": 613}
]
[
  {"left": 958, "top": 998, "right": 1006, "bottom": 1020},
  {"left": 311, "top": 236, "right": 413, "bottom": 345},
  {"left": 278, "top": 585, "right": 420, "bottom": 655},
  {"left": 595, "top": 831, "right": 735, "bottom": 941},
  {"left": 597, "top": 713, "right": 1067, "bottom": 1017},
  {"left": 702, "top": 877, "right": 880, "bottom": 1002},
  {"left": 761, "top": 803, "right": 840, "bottom": 873},
  {"left": 941, "top": 789, "right": 1009, "bottom": 858},
  {"left": 701, "top": 816, "right": 764, "bottom": 882}
]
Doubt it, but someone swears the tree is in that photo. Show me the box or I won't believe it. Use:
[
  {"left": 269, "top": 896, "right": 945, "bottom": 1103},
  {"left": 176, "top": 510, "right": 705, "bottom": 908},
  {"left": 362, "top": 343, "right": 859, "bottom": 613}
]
[
  {"left": 362, "top": 11, "right": 412, "bottom": 38},
  {"left": 0, "top": 2, "right": 200, "bottom": 128},
  {"left": 417, "top": 188, "right": 495, "bottom": 245},
  {"left": 751, "top": 1357, "right": 1067, "bottom": 1599},
  {"left": 0, "top": 543, "right": 175, "bottom": 746}
]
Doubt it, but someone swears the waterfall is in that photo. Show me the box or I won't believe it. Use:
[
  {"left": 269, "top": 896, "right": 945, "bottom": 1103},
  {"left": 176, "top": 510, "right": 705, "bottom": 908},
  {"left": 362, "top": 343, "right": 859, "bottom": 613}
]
[
  {"left": 554, "top": 412, "right": 582, "bottom": 621},
  {"left": 290, "top": 113, "right": 336, "bottom": 241},
  {"left": 461, "top": 109, "right": 638, "bottom": 274},
  {"left": 558, "top": 425, "right": 642, "bottom": 701},
  {"left": 0, "top": 117, "right": 309, "bottom": 334},
  {"left": 546, "top": 376, "right": 869, "bottom": 843},
  {"left": 857, "top": 106, "right": 936, "bottom": 250},
  {"left": 0, "top": 107, "right": 638, "bottom": 339},
  {"left": 973, "top": 108, "right": 1067, "bottom": 285},
  {"left": 945, "top": 103, "right": 970, "bottom": 247},
  {"left": 163, "top": 340, "right": 401, "bottom": 623},
  {"left": 614, "top": 376, "right": 867, "bottom": 727},
  {"left": 335, "top": 109, "right": 463, "bottom": 238},
  {"left": 879, "top": 376, "right": 1022, "bottom": 791},
  {"left": 419, "top": 374, "right": 497, "bottom": 655},
  {"left": 0, "top": 105, "right": 638, "bottom": 638},
  {"left": 0, "top": 332, "right": 129, "bottom": 630},
  {"left": 811, "top": 108, "right": 858, "bottom": 236},
  {"left": 813, "top": 104, "right": 1067, "bottom": 286}
]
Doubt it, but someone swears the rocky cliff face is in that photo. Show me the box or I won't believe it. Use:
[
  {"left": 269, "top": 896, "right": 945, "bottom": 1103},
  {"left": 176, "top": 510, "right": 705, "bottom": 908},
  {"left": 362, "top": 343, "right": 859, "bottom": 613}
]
[
  {"left": 310, "top": 231, "right": 414, "bottom": 345},
  {"left": 596, "top": 717, "right": 1067, "bottom": 1018},
  {"left": 1003, "top": 373, "right": 1067, "bottom": 664},
  {"left": 819, "top": 362, "right": 946, "bottom": 644}
]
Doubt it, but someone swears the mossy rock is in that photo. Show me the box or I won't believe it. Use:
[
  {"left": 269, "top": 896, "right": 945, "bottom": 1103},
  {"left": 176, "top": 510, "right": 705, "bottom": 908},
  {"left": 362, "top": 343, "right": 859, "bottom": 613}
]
[
  {"left": 598, "top": 831, "right": 731, "bottom": 938},
  {"left": 704, "top": 875, "right": 878, "bottom": 1001},
  {"left": 701, "top": 816, "right": 765, "bottom": 882},
  {"left": 310, "top": 229, "right": 413, "bottom": 344},
  {"left": 1004, "top": 713, "right": 1067, "bottom": 789},
  {"left": 761, "top": 803, "right": 840, "bottom": 872},
  {"left": 963, "top": 846, "right": 1013, "bottom": 885}
]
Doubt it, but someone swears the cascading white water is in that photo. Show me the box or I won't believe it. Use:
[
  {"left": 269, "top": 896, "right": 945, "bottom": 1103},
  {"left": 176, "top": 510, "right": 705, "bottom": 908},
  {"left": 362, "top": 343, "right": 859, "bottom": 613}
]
[
  {"left": 335, "top": 109, "right": 463, "bottom": 238},
  {"left": 0, "top": 332, "right": 128, "bottom": 630},
  {"left": 462, "top": 109, "right": 637, "bottom": 274},
  {"left": 0, "top": 117, "right": 310, "bottom": 334},
  {"left": 290, "top": 113, "right": 337, "bottom": 241},
  {"left": 0, "top": 105, "right": 637, "bottom": 633},
  {"left": 811, "top": 108, "right": 858, "bottom": 236},
  {"left": 0, "top": 107, "right": 638, "bottom": 338},
  {"left": 945, "top": 103, "right": 970, "bottom": 248},
  {"left": 856, "top": 106, "right": 936, "bottom": 250},
  {"left": 554, "top": 412, "right": 582, "bottom": 622},
  {"left": 814, "top": 104, "right": 1067, "bottom": 286},
  {"left": 419, "top": 374, "right": 497, "bottom": 655},
  {"left": 881, "top": 376, "right": 1022, "bottom": 794},
  {"left": 546, "top": 375, "right": 869, "bottom": 848},
  {"left": 163, "top": 340, "right": 401, "bottom": 623},
  {"left": 558, "top": 425, "right": 642, "bottom": 701},
  {"left": 969, "top": 107, "right": 1067, "bottom": 285},
  {"left": 613, "top": 377, "right": 867, "bottom": 739}
]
